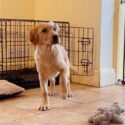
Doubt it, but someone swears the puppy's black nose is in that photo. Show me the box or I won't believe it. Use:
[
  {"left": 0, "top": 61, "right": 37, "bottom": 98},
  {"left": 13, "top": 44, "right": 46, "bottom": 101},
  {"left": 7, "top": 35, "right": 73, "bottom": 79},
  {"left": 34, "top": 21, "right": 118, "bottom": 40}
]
[{"left": 53, "top": 35, "right": 59, "bottom": 44}]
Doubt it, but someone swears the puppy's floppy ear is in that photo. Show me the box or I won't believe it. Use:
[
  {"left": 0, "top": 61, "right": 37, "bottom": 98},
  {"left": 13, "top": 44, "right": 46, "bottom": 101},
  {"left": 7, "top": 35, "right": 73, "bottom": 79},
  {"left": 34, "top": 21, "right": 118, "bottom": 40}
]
[
  {"left": 49, "top": 21, "right": 60, "bottom": 32},
  {"left": 29, "top": 26, "right": 39, "bottom": 45}
]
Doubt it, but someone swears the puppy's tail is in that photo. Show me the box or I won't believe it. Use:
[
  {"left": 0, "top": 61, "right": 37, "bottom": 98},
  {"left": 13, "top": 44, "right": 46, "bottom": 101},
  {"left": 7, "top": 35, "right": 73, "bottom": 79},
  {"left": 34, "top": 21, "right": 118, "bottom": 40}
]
[{"left": 70, "top": 65, "right": 79, "bottom": 74}]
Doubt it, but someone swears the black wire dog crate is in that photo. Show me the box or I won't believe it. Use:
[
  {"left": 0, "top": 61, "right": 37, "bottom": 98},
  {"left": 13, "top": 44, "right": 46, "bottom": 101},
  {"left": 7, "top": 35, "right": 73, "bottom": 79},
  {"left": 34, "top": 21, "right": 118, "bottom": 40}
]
[{"left": 0, "top": 18, "right": 94, "bottom": 88}]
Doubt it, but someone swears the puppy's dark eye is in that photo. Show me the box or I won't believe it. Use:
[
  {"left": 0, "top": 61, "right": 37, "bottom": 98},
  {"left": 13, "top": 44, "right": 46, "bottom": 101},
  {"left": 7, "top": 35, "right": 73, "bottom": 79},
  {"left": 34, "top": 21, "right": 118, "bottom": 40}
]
[
  {"left": 42, "top": 28, "right": 48, "bottom": 33},
  {"left": 53, "top": 27, "right": 56, "bottom": 31}
]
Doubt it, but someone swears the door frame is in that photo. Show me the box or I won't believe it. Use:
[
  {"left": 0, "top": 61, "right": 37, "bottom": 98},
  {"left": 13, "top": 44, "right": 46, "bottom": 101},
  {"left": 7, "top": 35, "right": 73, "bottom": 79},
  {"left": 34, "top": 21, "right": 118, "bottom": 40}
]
[{"left": 117, "top": 0, "right": 125, "bottom": 81}]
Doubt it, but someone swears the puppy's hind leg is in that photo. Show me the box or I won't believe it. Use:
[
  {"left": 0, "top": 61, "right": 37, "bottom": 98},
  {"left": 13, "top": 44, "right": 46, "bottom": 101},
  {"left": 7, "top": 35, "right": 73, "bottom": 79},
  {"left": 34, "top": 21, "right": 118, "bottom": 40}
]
[
  {"left": 66, "top": 79, "right": 72, "bottom": 98},
  {"left": 65, "top": 69, "right": 72, "bottom": 98},
  {"left": 38, "top": 74, "right": 49, "bottom": 111},
  {"left": 49, "top": 78, "right": 55, "bottom": 96},
  {"left": 60, "top": 69, "right": 72, "bottom": 99}
]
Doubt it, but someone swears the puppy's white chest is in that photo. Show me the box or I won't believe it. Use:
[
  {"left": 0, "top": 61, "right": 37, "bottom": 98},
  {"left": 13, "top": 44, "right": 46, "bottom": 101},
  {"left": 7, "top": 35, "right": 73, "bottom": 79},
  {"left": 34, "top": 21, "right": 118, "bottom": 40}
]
[
  {"left": 36, "top": 48, "right": 55, "bottom": 64},
  {"left": 35, "top": 46, "right": 60, "bottom": 72}
]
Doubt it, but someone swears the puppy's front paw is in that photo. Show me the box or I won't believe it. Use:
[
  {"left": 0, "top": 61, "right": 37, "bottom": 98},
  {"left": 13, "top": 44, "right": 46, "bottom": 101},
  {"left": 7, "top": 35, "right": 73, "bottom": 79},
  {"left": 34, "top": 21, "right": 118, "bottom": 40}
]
[{"left": 39, "top": 105, "right": 50, "bottom": 111}]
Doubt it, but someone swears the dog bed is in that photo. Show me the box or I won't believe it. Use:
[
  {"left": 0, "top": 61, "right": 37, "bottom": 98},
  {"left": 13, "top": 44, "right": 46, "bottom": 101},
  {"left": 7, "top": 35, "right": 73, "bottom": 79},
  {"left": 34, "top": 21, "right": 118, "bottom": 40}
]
[{"left": 0, "top": 80, "right": 25, "bottom": 99}]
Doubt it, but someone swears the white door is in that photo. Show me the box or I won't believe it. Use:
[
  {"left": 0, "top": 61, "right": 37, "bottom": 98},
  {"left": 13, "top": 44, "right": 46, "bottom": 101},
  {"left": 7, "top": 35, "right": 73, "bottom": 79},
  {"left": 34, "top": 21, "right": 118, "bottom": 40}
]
[{"left": 117, "top": 0, "right": 125, "bottom": 80}]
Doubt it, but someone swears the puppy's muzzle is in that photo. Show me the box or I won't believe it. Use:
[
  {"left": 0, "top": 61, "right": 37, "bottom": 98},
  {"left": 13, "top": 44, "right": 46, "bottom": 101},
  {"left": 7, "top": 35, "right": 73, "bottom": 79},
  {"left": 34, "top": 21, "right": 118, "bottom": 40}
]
[{"left": 52, "top": 35, "right": 59, "bottom": 44}]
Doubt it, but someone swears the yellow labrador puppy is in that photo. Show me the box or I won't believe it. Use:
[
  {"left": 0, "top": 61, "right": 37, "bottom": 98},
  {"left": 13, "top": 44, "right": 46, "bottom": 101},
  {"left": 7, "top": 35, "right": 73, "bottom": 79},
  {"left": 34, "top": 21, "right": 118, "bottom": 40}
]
[{"left": 29, "top": 22, "right": 72, "bottom": 111}]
